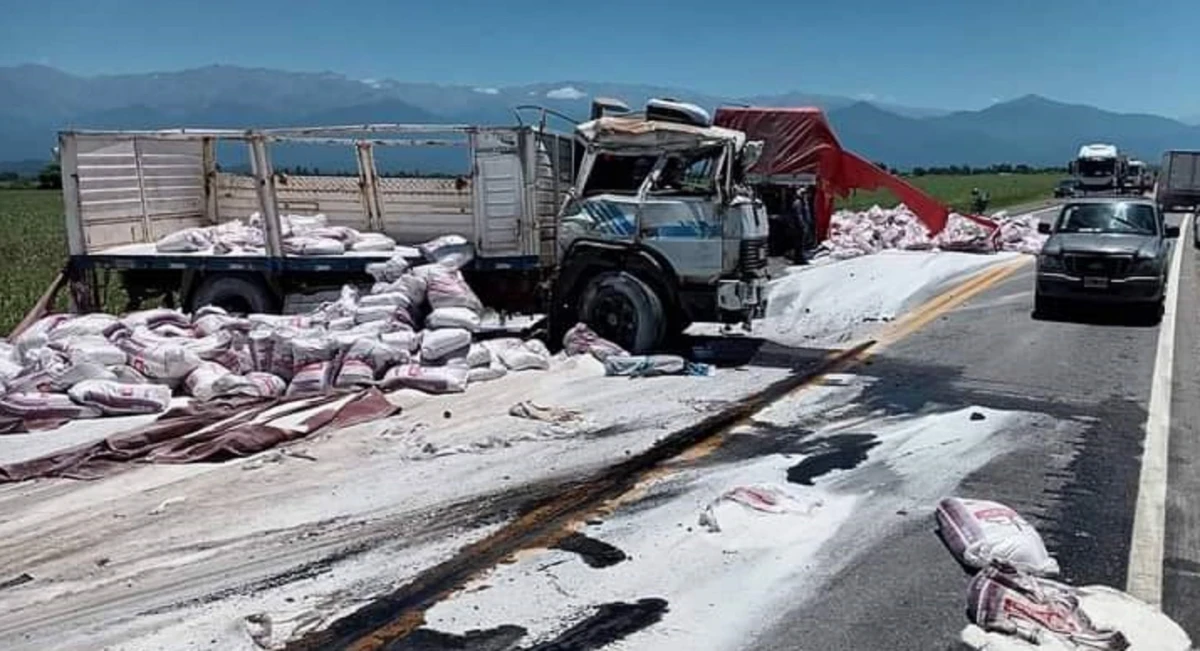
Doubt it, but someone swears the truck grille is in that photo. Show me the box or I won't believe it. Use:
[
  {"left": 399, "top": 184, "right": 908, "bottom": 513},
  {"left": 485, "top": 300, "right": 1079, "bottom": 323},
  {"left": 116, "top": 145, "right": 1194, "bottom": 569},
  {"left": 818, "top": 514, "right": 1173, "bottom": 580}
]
[
  {"left": 740, "top": 239, "right": 768, "bottom": 273},
  {"left": 1064, "top": 254, "right": 1132, "bottom": 277}
]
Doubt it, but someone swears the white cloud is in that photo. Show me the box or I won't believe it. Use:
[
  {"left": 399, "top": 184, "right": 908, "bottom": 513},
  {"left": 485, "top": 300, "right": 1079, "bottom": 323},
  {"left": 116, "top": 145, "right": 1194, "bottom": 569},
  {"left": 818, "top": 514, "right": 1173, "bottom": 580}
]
[
  {"left": 546, "top": 85, "right": 587, "bottom": 100},
  {"left": 990, "top": 97, "right": 1001, "bottom": 104},
  {"left": 855, "top": 92, "right": 878, "bottom": 102},
  {"left": 359, "top": 78, "right": 384, "bottom": 89},
  {"left": 473, "top": 87, "right": 500, "bottom": 95}
]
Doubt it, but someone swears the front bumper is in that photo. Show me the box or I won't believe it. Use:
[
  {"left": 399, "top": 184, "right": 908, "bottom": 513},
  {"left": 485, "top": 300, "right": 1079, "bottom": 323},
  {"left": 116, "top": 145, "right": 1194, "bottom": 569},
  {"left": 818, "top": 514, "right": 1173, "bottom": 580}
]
[
  {"left": 1036, "top": 272, "right": 1163, "bottom": 303},
  {"left": 717, "top": 277, "right": 769, "bottom": 315}
]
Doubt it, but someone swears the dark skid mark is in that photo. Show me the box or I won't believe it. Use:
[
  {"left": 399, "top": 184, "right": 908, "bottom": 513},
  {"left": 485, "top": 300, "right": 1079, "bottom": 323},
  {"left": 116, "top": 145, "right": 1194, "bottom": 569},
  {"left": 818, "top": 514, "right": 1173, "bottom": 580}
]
[
  {"left": 786, "top": 434, "right": 881, "bottom": 486},
  {"left": 525, "top": 598, "right": 669, "bottom": 651},
  {"left": 282, "top": 343, "right": 870, "bottom": 651},
  {"left": 552, "top": 532, "right": 628, "bottom": 569},
  {"left": 381, "top": 625, "right": 528, "bottom": 651}
]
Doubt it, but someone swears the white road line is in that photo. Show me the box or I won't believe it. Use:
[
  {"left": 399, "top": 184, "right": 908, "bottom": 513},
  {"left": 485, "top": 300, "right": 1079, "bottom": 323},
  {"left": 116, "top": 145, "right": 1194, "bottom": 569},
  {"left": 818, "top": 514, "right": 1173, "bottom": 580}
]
[{"left": 1126, "top": 213, "right": 1192, "bottom": 605}]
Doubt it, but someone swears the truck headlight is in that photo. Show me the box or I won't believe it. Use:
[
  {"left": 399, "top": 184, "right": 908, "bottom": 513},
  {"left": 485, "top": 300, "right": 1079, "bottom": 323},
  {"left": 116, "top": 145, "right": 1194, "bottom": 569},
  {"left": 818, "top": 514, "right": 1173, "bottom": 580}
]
[
  {"left": 1038, "top": 254, "right": 1064, "bottom": 272},
  {"left": 1131, "top": 256, "right": 1162, "bottom": 275}
]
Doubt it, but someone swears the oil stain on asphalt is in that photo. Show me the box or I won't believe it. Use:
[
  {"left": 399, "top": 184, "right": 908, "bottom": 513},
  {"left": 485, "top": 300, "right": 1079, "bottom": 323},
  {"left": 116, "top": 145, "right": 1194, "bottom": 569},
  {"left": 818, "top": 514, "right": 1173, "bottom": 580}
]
[
  {"left": 551, "top": 532, "right": 628, "bottom": 568},
  {"left": 384, "top": 598, "right": 669, "bottom": 651}
]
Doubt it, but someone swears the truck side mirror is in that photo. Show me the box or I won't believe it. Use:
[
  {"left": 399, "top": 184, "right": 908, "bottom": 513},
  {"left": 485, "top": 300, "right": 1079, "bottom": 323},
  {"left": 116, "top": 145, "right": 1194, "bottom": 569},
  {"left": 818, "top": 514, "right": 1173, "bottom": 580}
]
[
  {"left": 1037, "top": 222, "right": 1051, "bottom": 234},
  {"left": 1165, "top": 225, "right": 1180, "bottom": 238}
]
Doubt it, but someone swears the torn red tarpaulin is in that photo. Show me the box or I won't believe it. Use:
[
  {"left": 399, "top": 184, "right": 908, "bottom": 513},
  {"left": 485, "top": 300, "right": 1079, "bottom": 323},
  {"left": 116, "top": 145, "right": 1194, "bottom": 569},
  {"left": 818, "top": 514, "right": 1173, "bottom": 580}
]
[
  {"left": 0, "top": 389, "right": 399, "bottom": 482},
  {"left": 713, "top": 107, "right": 998, "bottom": 241}
]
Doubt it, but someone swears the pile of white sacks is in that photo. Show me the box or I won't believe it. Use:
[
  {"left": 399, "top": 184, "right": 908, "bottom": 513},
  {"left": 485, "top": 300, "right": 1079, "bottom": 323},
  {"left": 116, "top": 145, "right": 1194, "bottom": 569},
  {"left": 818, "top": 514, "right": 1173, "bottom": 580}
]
[
  {"left": 155, "top": 213, "right": 399, "bottom": 256},
  {"left": 818, "top": 205, "right": 1047, "bottom": 261},
  {"left": 0, "top": 236, "right": 551, "bottom": 422}
]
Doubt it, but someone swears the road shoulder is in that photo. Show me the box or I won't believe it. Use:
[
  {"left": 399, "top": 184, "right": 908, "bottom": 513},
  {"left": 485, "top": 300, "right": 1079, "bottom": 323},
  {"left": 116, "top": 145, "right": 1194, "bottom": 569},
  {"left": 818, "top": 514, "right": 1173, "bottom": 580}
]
[{"left": 1165, "top": 228, "right": 1200, "bottom": 638}]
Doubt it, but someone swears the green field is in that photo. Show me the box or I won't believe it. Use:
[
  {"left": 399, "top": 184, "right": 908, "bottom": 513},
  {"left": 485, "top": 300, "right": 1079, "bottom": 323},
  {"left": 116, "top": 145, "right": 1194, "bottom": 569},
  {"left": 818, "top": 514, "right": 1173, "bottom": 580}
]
[
  {"left": 0, "top": 189, "right": 70, "bottom": 334},
  {"left": 0, "top": 175, "right": 1063, "bottom": 334},
  {"left": 835, "top": 172, "right": 1062, "bottom": 213}
]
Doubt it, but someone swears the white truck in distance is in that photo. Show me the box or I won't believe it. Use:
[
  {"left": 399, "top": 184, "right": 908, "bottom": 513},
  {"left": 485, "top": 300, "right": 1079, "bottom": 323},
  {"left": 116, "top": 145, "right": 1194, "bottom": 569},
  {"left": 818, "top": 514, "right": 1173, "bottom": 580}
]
[
  {"left": 1070, "top": 143, "right": 1123, "bottom": 193},
  {"left": 57, "top": 98, "right": 769, "bottom": 354}
]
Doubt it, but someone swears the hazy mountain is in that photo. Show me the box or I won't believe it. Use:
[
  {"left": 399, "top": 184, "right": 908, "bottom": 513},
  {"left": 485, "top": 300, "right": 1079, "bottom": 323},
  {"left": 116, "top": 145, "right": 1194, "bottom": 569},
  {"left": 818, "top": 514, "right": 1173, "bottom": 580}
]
[{"left": 3, "top": 65, "right": 1200, "bottom": 172}]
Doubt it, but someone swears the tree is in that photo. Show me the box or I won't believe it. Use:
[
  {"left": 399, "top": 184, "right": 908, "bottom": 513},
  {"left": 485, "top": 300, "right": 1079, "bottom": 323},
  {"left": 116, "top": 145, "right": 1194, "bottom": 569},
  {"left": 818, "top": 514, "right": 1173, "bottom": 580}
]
[{"left": 38, "top": 162, "right": 62, "bottom": 190}]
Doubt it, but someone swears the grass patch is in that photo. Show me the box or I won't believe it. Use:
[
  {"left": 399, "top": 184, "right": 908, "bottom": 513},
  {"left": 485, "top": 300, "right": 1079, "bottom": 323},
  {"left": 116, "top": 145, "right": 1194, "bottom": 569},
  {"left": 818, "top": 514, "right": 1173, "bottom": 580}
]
[
  {"left": 0, "top": 189, "right": 70, "bottom": 335},
  {"left": 836, "top": 173, "right": 1062, "bottom": 213}
]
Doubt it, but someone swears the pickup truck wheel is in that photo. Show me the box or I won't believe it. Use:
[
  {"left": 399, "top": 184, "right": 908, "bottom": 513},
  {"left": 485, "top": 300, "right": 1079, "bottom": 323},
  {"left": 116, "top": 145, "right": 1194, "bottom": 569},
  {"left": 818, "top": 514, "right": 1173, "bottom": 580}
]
[
  {"left": 578, "top": 271, "right": 665, "bottom": 354},
  {"left": 189, "top": 275, "right": 276, "bottom": 316}
]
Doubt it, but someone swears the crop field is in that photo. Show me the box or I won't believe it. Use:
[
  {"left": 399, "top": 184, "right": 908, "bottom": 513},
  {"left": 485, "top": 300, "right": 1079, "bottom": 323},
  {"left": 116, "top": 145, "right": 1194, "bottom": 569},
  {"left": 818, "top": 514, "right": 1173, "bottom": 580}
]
[
  {"left": 0, "top": 189, "right": 71, "bottom": 334},
  {"left": 836, "top": 172, "right": 1063, "bottom": 213},
  {"left": 0, "top": 176, "right": 1063, "bottom": 334}
]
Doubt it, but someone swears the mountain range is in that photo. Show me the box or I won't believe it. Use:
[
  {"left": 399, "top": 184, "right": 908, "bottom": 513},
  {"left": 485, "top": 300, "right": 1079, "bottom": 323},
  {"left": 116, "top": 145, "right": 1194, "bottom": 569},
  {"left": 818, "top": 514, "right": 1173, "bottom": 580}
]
[{"left": 3, "top": 64, "right": 1200, "bottom": 172}]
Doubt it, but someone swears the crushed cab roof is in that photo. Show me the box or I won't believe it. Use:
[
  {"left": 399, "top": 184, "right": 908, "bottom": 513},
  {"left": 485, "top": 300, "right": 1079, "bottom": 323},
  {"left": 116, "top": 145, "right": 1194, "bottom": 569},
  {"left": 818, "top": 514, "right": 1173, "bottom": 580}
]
[{"left": 575, "top": 116, "right": 746, "bottom": 153}]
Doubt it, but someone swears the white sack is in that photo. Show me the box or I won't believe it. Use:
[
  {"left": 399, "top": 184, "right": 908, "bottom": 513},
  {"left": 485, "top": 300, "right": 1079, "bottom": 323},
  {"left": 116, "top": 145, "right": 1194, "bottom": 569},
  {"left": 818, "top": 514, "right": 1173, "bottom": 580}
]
[
  {"left": 468, "top": 361, "right": 507, "bottom": 383},
  {"left": 283, "top": 236, "right": 345, "bottom": 256},
  {"left": 486, "top": 338, "right": 551, "bottom": 371},
  {"left": 14, "top": 314, "right": 71, "bottom": 362},
  {"left": 285, "top": 361, "right": 333, "bottom": 398},
  {"left": 466, "top": 343, "right": 492, "bottom": 368},
  {"left": 108, "top": 365, "right": 150, "bottom": 384},
  {"left": 366, "top": 254, "right": 410, "bottom": 283},
  {"left": 49, "top": 361, "right": 120, "bottom": 392},
  {"left": 381, "top": 362, "right": 468, "bottom": 394},
  {"left": 184, "top": 361, "right": 235, "bottom": 402},
  {"left": 0, "top": 391, "right": 101, "bottom": 420},
  {"left": 351, "top": 232, "right": 397, "bottom": 252},
  {"left": 420, "top": 328, "right": 472, "bottom": 364},
  {"left": 936, "top": 497, "right": 1059, "bottom": 576},
  {"left": 419, "top": 234, "right": 474, "bottom": 270},
  {"left": 123, "top": 342, "right": 204, "bottom": 382},
  {"left": 426, "top": 307, "right": 481, "bottom": 332},
  {"left": 212, "top": 372, "right": 287, "bottom": 399},
  {"left": 562, "top": 322, "right": 628, "bottom": 362},
  {"left": 372, "top": 274, "right": 427, "bottom": 309},
  {"left": 52, "top": 335, "right": 128, "bottom": 367},
  {"left": 334, "top": 339, "right": 408, "bottom": 389},
  {"left": 47, "top": 314, "right": 120, "bottom": 341},
  {"left": 327, "top": 316, "right": 356, "bottom": 332},
  {"left": 279, "top": 212, "right": 328, "bottom": 234},
  {"left": 156, "top": 227, "right": 212, "bottom": 253},
  {"left": 123, "top": 308, "right": 191, "bottom": 330},
  {"left": 380, "top": 330, "right": 422, "bottom": 353},
  {"left": 355, "top": 304, "right": 396, "bottom": 324},
  {"left": 414, "top": 264, "right": 482, "bottom": 312},
  {"left": 68, "top": 379, "right": 171, "bottom": 415}
]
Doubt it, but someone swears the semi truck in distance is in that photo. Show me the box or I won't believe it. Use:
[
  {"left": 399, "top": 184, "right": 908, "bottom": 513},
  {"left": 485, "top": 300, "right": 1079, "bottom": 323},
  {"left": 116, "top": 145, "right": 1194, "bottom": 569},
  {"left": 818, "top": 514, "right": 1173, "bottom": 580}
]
[{"left": 1069, "top": 143, "right": 1124, "bottom": 194}]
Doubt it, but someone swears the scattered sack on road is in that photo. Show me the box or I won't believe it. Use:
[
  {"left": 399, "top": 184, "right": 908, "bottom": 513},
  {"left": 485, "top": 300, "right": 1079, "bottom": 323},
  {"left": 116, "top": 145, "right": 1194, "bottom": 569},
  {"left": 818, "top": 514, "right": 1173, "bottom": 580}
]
[
  {"left": 603, "top": 354, "right": 714, "bottom": 378},
  {"left": 417, "top": 264, "right": 484, "bottom": 312},
  {"left": 487, "top": 338, "right": 551, "bottom": 371},
  {"left": 465, "top": 343, "right": 492, "bottom": 368},
  {"left": 936, "top": 497, "right": 1060, "bottom": 576},
  {"left": 563, "top": 322, "right": 628, "bottom": 362},
  {"left": 508, "top": 401, "right": 582, "bottom": 424},
  {"left": 381, "top": 362, "right": 469, "bottom": 394},
  {"left": 961, "top": 564, "right": 1129, "bottom": 650},
  {"left": 67, "top": 379, "right": 172, "bottom": 416},
  {"left": 698, "top": 484, "right": 824, "bottom": 534}
]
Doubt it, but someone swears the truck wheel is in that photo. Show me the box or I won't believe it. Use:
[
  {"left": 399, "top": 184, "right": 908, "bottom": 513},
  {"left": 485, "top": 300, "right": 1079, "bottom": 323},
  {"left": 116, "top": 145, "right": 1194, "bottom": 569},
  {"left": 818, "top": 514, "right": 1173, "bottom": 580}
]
[
  {"left": 578, "top": 271, "right": 666, "bottom": 354},
  {"left": 188, "top": 274, "right": 277, "bottom": 316}
]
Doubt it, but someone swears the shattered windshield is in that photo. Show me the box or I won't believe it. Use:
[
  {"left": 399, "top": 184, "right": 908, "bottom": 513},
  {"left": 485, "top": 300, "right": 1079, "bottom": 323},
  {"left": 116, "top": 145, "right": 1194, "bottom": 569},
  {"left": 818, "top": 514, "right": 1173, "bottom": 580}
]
[
  {"left": 650, "top": 148, "right": 722, "bottom": 196},
  {"left": 1055, "top": 203, "right": 1158, "bottom": 234}
]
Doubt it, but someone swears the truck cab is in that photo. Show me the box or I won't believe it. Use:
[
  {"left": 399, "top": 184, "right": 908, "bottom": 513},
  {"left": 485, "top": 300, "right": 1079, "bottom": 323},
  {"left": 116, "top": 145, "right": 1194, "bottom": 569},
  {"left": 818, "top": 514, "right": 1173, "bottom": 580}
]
[{"left": 550, "top": 105, "right": 769, "bottom": 353}]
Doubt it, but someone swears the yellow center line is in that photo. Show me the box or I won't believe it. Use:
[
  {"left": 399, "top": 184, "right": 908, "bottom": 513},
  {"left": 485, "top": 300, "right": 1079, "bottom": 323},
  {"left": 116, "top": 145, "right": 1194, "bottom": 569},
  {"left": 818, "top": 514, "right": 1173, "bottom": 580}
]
[{"left": 591, "top": 254, "right": 1032, "bottom": 516}]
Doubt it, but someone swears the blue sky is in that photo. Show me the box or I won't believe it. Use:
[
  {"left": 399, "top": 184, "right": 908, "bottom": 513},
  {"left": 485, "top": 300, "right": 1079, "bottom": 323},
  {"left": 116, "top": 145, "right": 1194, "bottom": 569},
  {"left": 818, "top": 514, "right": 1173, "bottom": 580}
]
[{"left": 2, "top": 0, "right": 1198, "bottom": 117}]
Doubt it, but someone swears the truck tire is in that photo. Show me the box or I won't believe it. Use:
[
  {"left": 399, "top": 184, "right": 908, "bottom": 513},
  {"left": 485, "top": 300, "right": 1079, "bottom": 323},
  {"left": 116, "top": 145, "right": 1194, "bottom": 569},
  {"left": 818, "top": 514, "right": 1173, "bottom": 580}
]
[
  {"left": 578, "top": 271, "right": 666, "bottom": 354},
  {"left": 188, "top": 274, "right": 277, "bottom": 316}
]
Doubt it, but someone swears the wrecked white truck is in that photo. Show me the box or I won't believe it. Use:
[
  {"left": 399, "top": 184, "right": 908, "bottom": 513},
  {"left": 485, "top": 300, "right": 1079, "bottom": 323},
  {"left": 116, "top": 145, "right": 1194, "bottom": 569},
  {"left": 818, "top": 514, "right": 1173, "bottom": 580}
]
[
  {"left": 53, "top": 98, "right": 768, "bottom": 354},
  {"left": 549, "top": 103, "right": 770, "bottom": 352}
]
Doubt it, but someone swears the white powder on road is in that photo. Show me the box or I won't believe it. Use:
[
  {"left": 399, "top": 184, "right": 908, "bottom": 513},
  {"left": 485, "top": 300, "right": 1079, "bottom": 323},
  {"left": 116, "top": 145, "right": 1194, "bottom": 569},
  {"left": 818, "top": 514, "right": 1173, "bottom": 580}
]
[{"left": 761, "top": 250, "right": 1022, "bottom": 347}]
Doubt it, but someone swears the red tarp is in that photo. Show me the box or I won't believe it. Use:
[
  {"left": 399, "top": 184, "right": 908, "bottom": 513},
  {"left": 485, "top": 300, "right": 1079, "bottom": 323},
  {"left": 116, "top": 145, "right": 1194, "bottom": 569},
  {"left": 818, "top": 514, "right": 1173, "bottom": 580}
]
[{"left": 714, "top": 107, "right": 973, "bottom": 239}]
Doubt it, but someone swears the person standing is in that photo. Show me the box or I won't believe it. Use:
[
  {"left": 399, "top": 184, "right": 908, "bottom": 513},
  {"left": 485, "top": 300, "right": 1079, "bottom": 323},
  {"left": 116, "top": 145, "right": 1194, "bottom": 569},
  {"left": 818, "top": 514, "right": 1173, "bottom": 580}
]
[{"left": 791, "top": 186, "right": 812, "bottom": 264}]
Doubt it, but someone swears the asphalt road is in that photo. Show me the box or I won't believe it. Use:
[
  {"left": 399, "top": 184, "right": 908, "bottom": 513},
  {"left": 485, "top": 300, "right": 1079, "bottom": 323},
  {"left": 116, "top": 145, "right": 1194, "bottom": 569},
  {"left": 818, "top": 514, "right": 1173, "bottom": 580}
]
[{"left": 755, "top": 208, "right": 1199, "bottom": 649}]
